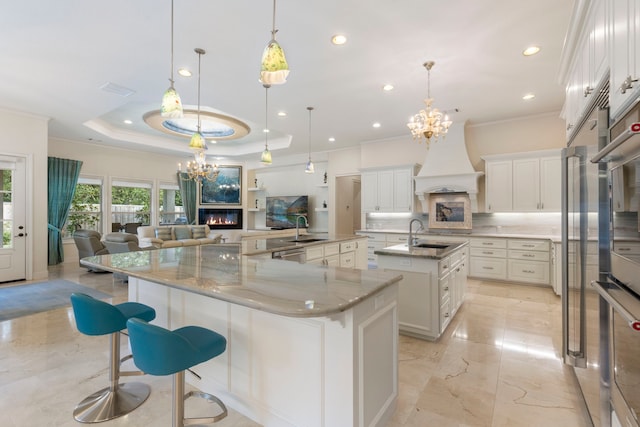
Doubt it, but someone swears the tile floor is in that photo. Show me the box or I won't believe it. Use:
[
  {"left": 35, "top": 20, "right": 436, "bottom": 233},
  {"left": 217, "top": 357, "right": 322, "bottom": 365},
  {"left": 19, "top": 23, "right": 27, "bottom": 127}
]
[{"left": 0, "top": 265, "right": 591, "bottom": 426}]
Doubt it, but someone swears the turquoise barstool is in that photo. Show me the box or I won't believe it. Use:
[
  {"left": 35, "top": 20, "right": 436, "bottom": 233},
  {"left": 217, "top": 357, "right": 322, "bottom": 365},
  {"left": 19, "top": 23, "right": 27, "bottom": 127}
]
[
  {"left": 70, "top": 293, "right": 156, "bottom": 423},
  {"left": 126, "top": 318, "right": 228, "bottom": 427}
]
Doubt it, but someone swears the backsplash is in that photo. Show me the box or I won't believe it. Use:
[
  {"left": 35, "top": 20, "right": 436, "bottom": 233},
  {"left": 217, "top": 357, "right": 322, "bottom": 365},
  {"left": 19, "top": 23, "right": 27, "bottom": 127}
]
[{"left": 365, "top": 212, "right": 569, "bottom": 237}]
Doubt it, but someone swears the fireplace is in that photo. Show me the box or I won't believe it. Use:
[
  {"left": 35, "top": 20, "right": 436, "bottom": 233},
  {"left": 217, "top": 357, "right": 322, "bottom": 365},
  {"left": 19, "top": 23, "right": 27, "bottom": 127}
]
[{"left": 198, "top": 208, "right": 243, "bottom": 230}]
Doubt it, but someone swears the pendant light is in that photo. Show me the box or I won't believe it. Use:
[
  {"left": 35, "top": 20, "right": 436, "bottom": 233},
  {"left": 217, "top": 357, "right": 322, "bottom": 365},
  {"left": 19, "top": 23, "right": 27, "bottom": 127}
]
[
  {"left": 259, "top": 0, "right": 289, "bottom": 85},
  {"left": 305, "top": 107, "right": 315, "bottom": 174},
  {"left": 260, "top": 84, "right": 273, "bottom": 165},
  {"left": 189, "top": 48, "right": 207, "bottom": 151},
  {"left": 160, "top": 0, "right": 183, "bottom": 118}
]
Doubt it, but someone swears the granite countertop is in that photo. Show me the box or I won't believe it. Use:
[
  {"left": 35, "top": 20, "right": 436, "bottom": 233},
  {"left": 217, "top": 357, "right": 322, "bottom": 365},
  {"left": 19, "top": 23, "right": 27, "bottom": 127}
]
[
  {"left": 241, "top": 233, "right": 366, "bottom": 256},
  {"left": 80, "top": 244, "right": 402, "bottom": 318},
  {"left": 358, "top": 229, "right": 562, "bottom": 242},
  {"left": 375, "top": 240, "right": 469, "bottom": 260}
]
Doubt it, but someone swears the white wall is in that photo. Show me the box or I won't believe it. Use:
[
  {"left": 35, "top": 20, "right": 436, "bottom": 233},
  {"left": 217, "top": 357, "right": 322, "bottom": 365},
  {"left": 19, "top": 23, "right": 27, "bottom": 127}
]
[{"left": 0, "top": 109, "right": 49, "bottom": 280}]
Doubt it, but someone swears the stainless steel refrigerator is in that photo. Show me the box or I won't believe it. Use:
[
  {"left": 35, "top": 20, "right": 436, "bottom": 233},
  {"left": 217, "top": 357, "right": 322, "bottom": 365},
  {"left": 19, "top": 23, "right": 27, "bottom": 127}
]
[{"left": 561, "top": 106, "right": 610, "bottom": 427}]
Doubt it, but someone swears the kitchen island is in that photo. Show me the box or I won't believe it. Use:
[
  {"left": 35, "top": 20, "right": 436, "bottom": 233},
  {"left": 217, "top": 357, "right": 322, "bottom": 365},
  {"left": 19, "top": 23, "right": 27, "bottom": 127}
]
[
  {"left": 376, "top": 240, "right": 468, "bottom": 341},
  {"left": 81, "top": 244, "right": 402, "bottom": 427}
]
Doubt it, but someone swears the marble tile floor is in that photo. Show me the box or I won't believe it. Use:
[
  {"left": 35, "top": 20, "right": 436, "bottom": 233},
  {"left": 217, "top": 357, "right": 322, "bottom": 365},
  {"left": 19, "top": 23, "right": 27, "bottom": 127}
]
[{"left": 0, "top": 265, "right": 591, "bottom": 426}]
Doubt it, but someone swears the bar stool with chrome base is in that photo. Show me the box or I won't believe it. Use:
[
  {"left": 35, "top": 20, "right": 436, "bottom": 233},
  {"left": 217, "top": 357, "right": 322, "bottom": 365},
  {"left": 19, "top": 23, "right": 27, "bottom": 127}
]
[
  {"left": 70, "top": 293, "right": 156, "bottom": 423},
  {"left": 126, "top": 318, "right": 228, "bottom": 427}
]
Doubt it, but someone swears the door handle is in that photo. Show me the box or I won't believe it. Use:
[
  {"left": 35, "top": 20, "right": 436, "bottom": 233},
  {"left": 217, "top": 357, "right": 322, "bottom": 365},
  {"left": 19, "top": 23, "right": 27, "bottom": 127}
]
[{"left": 14, "top": 233, "right": 26, "bottom": 237}]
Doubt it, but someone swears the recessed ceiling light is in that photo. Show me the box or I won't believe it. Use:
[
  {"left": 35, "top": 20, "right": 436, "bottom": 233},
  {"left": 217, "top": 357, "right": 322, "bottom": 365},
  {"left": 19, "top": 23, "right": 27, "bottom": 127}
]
[
  {"left": 178, "top": 68, "right": 192, "bottom": 77},
  {"left": 123, "top": 119, "right": 133, "bottom": 125},
  {"left": 522, "top": 93, "right": 536, "bottom": 100},
  {"left": 382, "top": 84, "right": 394, "bottom": 91},
  {"left": 331, "top": 34, "right": 347, "bottom": 45},
  {"left": 277, "top": 111, "right": 287, "bottom": 117},
  {"left": 328, "top": 137, "right": 336, "bottom": 143},
  {"left": 522, "top": 46, "right": 540, "bottom": 56},
  {"left": 373, "top": 122, "right": 381, "bottom": 128}
]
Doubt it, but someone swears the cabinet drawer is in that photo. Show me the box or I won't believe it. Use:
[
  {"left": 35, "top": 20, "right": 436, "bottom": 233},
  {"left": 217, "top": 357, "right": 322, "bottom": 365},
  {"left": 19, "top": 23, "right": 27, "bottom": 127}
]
[
  {"left": 324, "top": 243, "right": 340, "bottom": 257},
  {"left": 439, "top": 256, "right": 451, "bottom": 277},
  {"left": 613, "top": 241, "right": 640, "bottom": 254},
  {"left": 340, "top": 241, "right": 356, "bottom": 253},
  {"left": 470, "top": 238, "right": 507, "bottom": 249},
  {"left": 325, "top": 254, "right": 340, "bottom": 267},
  {"left": 305, "top": 246, "right": 324, "bottom": 261},
  {"left": 508, "top": 250, "right": 549, "bottom": 261},
  {"left": 469, "top": 257, "right": 507, "bottom": 280},
  {"left": 357, "top": 232, "right": 386, "bottom": 242},
  {"left": 386, "top": 234, "right": 409, "bottom": 244},
  {"left": 340, "top": 252, "right": 355, "bottom": 268},
  {"left": 508, "top": 239, "right": 549, "bottom": 251},
  {"left": 439, "top": 275, "right": 451, "bottom": 303},
  {"left": 470, "top": 247, "right": 507, "bottom": 258},
  {"left": 440, "top": 298, "right": 452, "bottom": 329},
  {"left": 507, "top": 259, "right": 550, "bottom": 284}
]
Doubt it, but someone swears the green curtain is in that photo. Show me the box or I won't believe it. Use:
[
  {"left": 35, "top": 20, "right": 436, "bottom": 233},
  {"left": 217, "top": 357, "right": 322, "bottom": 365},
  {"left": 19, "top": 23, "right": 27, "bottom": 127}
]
[
  {"left": 48, "top": 157, "right": 83, "bottom": 265},
  {"left": 177, "top": 172, "right": 197, "bottom": 225}
]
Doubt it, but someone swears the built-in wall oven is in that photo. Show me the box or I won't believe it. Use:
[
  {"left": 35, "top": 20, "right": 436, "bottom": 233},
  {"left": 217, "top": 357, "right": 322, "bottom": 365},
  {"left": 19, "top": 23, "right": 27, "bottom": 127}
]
[{"left": 591, "top": 99, "right": 640, "bottom": 427}]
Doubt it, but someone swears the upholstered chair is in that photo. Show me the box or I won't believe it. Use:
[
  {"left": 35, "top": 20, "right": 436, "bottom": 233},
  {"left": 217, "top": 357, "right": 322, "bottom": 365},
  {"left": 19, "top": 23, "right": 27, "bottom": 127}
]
[{"left": 72, "top": 229, "right": 109, "bottom": 272}]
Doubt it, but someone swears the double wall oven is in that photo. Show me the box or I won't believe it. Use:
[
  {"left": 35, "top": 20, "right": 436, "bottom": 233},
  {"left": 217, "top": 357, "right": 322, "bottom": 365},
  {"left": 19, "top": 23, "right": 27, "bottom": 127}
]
[{"left": 564, "top": 96, "right": 640, "bottom": 427}]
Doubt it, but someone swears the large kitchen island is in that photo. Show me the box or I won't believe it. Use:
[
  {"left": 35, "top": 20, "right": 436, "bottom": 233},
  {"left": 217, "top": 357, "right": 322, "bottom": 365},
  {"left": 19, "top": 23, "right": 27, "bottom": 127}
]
[{"left": 81, "top": 244, "right": 402, "bottom": 427}]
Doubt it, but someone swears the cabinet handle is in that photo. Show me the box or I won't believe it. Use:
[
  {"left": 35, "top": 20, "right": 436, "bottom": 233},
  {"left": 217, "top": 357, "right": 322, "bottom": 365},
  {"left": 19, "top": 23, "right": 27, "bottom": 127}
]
[
  {"left": 567, "top": 123, "right": 574, "bottom": 131},
  {"left": 583, "top": 86, "right": 593, "bottom": 97},
  {"left": 523, "top": 244, "right": 535, "bottom": 247},
  {"left": 482, "top": 266, "right": 494, "bottom": 270},
  {"left": 523, "top": 269, "right": 535, "bottom": 274},
  {"left": 620, "top": 75, "right": 638, "bottom": 94},
  {"left": 444, "top": 312, "right": 450, "bottom": 318},
  {"left": 541, "top": 202, "right": 544, "bottom": 209},
  {"left": 523, "top": 254, "right": 535, "bottom": 258},
  {"left": 444, "top": 286, "right": 449, "bottom": 291},
  {"left": 482, "top": 242, "right": 494, "bottom": 246},
  {"left": 482, "top": 251, "right": 494, "bottom": 255}
]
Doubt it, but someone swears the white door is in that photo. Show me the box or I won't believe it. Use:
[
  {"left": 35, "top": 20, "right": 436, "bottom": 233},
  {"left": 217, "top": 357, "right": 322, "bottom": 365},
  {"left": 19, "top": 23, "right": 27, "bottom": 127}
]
[{"left": 0, "top": 156, "right": 26, "bottom": 282}]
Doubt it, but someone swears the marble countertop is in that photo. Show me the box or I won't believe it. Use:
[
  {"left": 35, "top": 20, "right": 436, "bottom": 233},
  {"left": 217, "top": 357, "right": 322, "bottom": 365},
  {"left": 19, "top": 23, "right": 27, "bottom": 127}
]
[
  {"left": 241, "top": 233, "right": 366, "bottom": 256},
  {"left": 357, "top": 229, "right": 562, "bottom": 242},
  {"left": 80, "top": 244, "right": 402, "bottom": 318},
  {"left": 375, "top": 240, "right": 469, "bottom": 260}
]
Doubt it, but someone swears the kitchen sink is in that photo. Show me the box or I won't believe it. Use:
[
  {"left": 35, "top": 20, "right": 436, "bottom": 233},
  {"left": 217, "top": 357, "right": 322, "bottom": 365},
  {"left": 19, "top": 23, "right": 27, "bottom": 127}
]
[
  {"left": 287, "top": 238, "right": 327, "bottom": 243},
  {"left": 412, "top": 243, "right": 450, "bottom": 249}
]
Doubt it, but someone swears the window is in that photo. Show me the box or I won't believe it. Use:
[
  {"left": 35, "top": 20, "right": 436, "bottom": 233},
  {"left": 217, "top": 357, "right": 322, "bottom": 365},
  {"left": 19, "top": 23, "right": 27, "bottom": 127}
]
[
  {"left": 159, "top": 183, "right": 185, "bottom": 224},
  {"left": 1, "top": 168, "right": 13, "bottom": 247},
  {"left": 64, "top": 177, "right": 102, "bottom": 239},
  {"left": 111, "top": 180, "right": 152, "bottom": 229}
]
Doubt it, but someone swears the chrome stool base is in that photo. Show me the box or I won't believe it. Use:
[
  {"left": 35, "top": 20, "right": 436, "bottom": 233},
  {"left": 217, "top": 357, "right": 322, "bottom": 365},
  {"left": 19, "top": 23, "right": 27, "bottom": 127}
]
[{"left": 73, "top": 382, "right": 151, "bottom": 423}]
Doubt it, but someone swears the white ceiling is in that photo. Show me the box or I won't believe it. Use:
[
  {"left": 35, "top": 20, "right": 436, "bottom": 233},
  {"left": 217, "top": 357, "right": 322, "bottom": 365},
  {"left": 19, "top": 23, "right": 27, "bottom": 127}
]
[{"left": 1, "top": 0, "right": 575, "bottom": 163}]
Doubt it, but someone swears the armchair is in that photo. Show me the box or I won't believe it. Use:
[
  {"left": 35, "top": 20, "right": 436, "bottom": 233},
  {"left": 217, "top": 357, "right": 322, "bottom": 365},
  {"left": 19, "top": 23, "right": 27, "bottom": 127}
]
[{"left": 72, "top": 229, "right": 109, "bottom": 272}]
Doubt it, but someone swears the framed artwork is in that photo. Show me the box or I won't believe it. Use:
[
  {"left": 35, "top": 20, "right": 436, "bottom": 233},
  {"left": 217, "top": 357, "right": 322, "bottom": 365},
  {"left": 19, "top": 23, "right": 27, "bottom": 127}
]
[
  {"left": 200, "top": 166, "right": 242, "bottom": 204},
  {"left": 428, "top": 192, "right": 472, "bottom": 230}
]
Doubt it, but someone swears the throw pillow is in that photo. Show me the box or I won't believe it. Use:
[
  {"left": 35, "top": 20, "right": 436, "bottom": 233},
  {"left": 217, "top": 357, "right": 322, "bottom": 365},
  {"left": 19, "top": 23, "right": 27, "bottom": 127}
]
[
  {"left": 174, "top": 227, "right": 192, "bottom": 240},
  {"left": 191, "top": 226, "right": 208, "bottom": 239},
  {"left": 155, "top": 227, "right": 172, "bottom": 241}
]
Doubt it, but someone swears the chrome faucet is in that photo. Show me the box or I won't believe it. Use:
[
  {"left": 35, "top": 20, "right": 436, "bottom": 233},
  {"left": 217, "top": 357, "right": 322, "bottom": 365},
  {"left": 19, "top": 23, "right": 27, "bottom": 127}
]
[
  {"left": 295, "top": 215, "right": 309, "bottom": 241},
  {"left": 408, "top": 218, "right": 424, "bottom": 246}
]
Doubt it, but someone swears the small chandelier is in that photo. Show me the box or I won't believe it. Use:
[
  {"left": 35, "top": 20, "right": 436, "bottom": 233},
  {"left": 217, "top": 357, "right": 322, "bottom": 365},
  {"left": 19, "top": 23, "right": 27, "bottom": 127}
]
[
  {"left": 407, "top": 61, "right": 452, "bottom": 147},
  {"left": 189, "top": 48, "right": 208, "bottom": 151},
  {"left": 305, "top": 107, "right": 315, "bottom": 174},
  {"left": 160, "top": 0, "right": 183, "bottom": 118},
  {"left": 259, "top": 0, "right": 289, "bottom": 85},
  {"left": 178, "top": 151, "right": 219, "bottom": 183},
  {"left": 261, "top": 84, "right": 273, "bottom": 165}
]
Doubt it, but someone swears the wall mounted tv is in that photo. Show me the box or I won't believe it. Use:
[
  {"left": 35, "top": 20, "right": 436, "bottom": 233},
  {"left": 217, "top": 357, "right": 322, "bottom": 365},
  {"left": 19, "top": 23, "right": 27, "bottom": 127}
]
[{"left": 266, "top": 195, "right": 309, "bottom": 229}]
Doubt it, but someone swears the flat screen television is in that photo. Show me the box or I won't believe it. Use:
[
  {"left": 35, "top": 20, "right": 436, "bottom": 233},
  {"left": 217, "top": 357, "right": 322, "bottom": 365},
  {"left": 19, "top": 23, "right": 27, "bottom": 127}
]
[{"left": 266, "top": 195, "right": 308, "bottom": 229}]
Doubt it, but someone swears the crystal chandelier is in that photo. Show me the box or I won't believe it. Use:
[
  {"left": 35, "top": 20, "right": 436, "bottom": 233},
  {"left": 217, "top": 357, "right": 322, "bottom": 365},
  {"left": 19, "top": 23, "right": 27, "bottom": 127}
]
[
  {"left": 407, "top": 61, "right": 452, "bottom": 147},
  {"left": 179, "top": 151, "right": 219, "bottom": 182}
]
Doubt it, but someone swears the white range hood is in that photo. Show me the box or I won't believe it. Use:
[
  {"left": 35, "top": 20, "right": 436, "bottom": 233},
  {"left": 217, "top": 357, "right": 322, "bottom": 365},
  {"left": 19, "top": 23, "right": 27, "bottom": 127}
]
[{"left": 413, "top": 122, "right": 483, "bottom": 212}]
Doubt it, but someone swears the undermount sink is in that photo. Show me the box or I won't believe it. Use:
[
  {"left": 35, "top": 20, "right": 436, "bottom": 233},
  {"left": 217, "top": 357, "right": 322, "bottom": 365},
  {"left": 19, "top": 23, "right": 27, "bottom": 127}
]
[
  {"left": 412, "top": 243, "right": 450, "bottom": 249},
  {"left": 287, "top": 238, "right": 327, "bottom": 243}
]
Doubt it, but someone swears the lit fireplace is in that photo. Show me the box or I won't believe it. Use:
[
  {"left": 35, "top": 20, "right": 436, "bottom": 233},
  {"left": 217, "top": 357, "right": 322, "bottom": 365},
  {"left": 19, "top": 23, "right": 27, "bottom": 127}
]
[{"left": 198, "top": 208, "right": 243, "bottom": 230}]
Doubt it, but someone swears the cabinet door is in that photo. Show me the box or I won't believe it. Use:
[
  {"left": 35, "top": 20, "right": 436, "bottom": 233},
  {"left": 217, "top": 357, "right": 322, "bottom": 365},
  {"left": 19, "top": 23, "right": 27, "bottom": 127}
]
[
  {"left": 540, "top": 156, "right": 562, "bottom": 211},
  {"left": 377, "top": 170, "right": 395, "bottom": 212},
  {"left": 361, "top": 171, "right": 379, "bottom": 212},
  {"left": 393, "top": 168, "right": 413, "bottom": 212},
  {"left": 513, "top": 158, "right": 540, "bottom": 212},
  {"left": 610, "top": 0, "right": 637, "bottom": 118},
  {"left": 485, "top": 161, "right": 512, "bottom": 212}
]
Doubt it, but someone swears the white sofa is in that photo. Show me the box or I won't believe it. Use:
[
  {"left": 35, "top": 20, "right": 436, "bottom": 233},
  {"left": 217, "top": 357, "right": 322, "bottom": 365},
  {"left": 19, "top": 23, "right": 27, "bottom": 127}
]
[{"left": 137, "top": 225, "right": 222, "bottom": 249}]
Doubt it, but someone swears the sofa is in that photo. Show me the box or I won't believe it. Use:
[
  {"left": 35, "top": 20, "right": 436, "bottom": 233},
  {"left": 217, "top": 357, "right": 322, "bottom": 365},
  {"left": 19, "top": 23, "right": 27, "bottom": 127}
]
[{"left": 137, "top": 225, "right": 222, "bottom": 249}]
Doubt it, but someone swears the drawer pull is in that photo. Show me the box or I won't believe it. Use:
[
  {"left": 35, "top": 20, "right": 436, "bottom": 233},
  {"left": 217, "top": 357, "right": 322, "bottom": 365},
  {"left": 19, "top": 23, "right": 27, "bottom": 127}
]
[
  {"left": 444, "top": 312, "right": 450, "bottom": 318},
  {"left": 618, "top": 248, "right": 631, "bottom": 251},
  {"left": 482, "top": 242, "right": 494, "bottom": 246},
  {"left": 443, "top": 286, "right": 449, "bottom": 291},
  {"left": 523, "top": 244, "right": 535, "bottom": 248},
  {"left": 482, "top": 251, "right": 494, "bottom": 255},
  {"left": 482, "top": 266, "right": 494, "bottom": 270},
  {"left": 523, "top": 269, "right": 535, "bottom": 274},
  {"left": 523, "top": 254, "right": 535, "bottom": 258}
]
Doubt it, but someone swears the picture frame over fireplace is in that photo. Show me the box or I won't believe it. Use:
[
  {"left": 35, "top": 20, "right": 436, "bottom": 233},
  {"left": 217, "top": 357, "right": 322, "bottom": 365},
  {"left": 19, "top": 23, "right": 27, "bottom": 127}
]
[{"left": 200, "top": 165, "right": 242, "bottom": 204}]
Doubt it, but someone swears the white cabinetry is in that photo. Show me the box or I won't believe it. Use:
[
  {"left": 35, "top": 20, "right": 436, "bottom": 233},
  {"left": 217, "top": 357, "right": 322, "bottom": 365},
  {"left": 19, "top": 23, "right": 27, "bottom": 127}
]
[
  {"left": 356, "top": 232, "right": 409, "bottom": 267},
  {"left": 376, "top": 244, "right": 467, "bottom": 340},
  {"left": 305, "top": 238, "right": 367, "bottom": 269},
  {"left": 483, "top": 150, "right": 562, "bottom": 213},
  {"left": 361, "top": 165, "right": 418, "bottom": 213},
  {"left": 610, "top": 0, "right": 640, "bottom": 119}
]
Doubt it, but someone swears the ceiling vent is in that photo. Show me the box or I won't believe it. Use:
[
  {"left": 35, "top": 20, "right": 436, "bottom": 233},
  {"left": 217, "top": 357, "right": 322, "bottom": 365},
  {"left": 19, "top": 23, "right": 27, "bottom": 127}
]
[{"left": 99, "top": 82, "right": 136, "bottom": 97}]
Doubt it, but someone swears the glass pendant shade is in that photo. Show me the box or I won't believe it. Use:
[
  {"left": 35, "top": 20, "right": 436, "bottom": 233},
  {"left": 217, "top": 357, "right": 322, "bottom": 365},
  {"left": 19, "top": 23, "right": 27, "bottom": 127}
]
[
  {"left": 161, "top": 85, "right": 183, "bottom": 118},
  {"left": 260, "top": 40, "right": 290, "bottom": 85},
  {"left": 189, "top": 131, "right": 207, "bottom": 150},
  {"left": 305, "top": 160, "right": 315, "bottom": 174},
  {"left": 261, "top": 148, "right": 272, "bottom": 165}
]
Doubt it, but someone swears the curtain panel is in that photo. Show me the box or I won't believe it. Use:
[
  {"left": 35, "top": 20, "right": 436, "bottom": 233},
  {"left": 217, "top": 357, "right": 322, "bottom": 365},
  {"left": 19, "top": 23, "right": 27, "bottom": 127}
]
[
  {"left": 177, "top": 172, "right": 197, "bottom": 225},
  {"left": 48, "top": 157, "right": 83, "bottom": 265}
]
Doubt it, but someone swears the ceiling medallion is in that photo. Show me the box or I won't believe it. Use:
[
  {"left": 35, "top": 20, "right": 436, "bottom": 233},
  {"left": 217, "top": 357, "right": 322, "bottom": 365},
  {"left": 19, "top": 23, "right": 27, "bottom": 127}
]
[{"left": 144, "top": 109, "right": 250, "bottom": 140}]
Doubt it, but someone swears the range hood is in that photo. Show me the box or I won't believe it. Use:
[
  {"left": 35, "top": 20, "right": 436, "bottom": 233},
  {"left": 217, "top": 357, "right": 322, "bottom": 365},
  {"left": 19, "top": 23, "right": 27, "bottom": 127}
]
[{"left": 413, "top": 122, "right": 483, "bottom": 212}]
